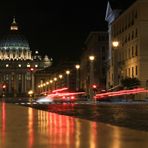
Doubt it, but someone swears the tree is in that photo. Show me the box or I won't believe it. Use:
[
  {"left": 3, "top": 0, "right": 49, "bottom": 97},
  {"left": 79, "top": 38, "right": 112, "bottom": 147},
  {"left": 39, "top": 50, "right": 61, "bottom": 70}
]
[{"left": 121, "top": 77, "right": 140, "bottom": 89}]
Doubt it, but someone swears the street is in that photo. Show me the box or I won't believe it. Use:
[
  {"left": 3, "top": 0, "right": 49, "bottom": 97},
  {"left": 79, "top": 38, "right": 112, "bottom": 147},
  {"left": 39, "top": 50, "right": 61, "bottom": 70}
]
[
  {"left": 13, "top": 98, "right": 148, "bottom": 131},
  {"left": 1, "top": 102, "right": 148, "bottom": 148}
]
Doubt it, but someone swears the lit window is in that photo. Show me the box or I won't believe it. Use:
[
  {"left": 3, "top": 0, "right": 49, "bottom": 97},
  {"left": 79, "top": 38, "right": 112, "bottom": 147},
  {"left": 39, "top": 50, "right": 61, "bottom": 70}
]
[
  {"left": 6, "top": 64, "right": 9, "bottom": 67},
  {"left": 27, "top": 64, "right": 30, "bottom": 67},
  {"left": 19, "top": 74, "right": 22, "bottom": 80},
  {"left": 132, "top": 67, "right": 134, "bottom": 77},
  {"left": 6, "top": 74, "right": 9, "bottom": 80}
]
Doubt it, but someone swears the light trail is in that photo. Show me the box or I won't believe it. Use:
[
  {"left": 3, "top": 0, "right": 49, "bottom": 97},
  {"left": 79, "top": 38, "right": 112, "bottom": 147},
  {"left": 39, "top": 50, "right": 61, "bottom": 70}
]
[
  {"left": 94, "top": 88, "right": 148, "bottom": 99},
  {"left": 39, "top": 87, "right": 86, "bottom": 102},
  {"left": 52, "top": 88, "right": 68, "bottom": 93}
]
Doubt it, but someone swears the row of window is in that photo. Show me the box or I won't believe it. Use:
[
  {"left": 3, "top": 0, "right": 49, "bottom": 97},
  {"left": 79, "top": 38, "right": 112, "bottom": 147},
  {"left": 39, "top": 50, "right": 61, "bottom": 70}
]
[
  {"left": 125, "top": 66, "right": 138, "bottom": 78},
  {"left": 3, "top": 73, "right": 32, "bottom": 81},
  {"left": 122, "top": 28, "right": 138, "bottom": 46},
  {"left": 117, "top": 44, "right": 138, "bottom": 61},
  {"left": 109, "top": 66, "right": 138, "bottom": 83},
  {"left": 112, "top": 8, "right": 138, "bottom": 36},
  {"left": 113, "top": 28, "right": 138, "bottom": 48},
  {"left": 4, "top": 64, "right": 38, "bottom": 68}
]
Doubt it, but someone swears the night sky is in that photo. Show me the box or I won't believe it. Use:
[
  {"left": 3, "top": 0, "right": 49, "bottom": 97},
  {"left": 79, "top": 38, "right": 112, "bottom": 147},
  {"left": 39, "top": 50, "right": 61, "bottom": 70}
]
[{"left": 0, "top": 0, "right": 135, "bottom": 64}]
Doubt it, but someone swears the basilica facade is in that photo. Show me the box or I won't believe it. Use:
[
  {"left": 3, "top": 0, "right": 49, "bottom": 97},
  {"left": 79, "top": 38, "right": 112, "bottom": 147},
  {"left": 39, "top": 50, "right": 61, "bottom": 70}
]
[{"left": 0, "top": 18, "right": 52, "bottom": 97}]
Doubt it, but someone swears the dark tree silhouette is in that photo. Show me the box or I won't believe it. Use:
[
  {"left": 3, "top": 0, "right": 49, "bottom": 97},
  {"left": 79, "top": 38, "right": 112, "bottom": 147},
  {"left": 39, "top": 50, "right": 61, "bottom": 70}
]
[{"left": 121, "top": 77, "right": 140, "bottom": 89}]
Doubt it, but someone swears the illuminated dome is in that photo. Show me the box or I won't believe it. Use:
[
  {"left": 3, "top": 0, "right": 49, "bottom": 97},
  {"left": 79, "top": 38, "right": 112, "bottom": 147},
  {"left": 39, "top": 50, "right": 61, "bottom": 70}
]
[
  {"left": 0, "top": 17, "right": 32, "bottom": 60},
  {"left": 0, "top": 32, "right": 30, "bottom": 50},
  {"left": 0, "top": 18, "right": 30, "bottom": 50}
]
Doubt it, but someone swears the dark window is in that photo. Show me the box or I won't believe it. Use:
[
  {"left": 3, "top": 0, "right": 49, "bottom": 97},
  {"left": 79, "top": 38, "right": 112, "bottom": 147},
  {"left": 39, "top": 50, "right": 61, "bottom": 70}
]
[
  {"left": 135, "top": 28, "right": 138, "bottom": 37},
  {"left": 135, "top": 45, "right": 138, "bottom": 56},
  {"left": 135, "top": 66, "right": 138, "bottom": 75},
  {"left": 132, "top": 46, "right": 134, "bottom": 57},
  {"left": 132, "top": 31, "right": 134, "bottom": 40}
]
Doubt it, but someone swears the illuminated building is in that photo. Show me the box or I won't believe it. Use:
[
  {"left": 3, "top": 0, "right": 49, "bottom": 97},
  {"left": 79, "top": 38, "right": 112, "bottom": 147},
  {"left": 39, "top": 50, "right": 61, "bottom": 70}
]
[
  {"left": 36, "top": 60, "right": 77, "bottom": 94},
  {"left": 80, "top": 32, "right": 108, "bottom": 96},
  {"left": 105, "top": 0, "right": 148, "bottom": 99},
  {"left": 0, "top": 18, "right": 52, "bottom": 97}
]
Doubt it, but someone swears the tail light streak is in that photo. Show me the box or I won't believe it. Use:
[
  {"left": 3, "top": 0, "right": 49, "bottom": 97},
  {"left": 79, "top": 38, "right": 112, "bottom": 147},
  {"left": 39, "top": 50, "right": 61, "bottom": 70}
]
[{"left": 94, "top": 88, "right": 148, "bottom": 99}]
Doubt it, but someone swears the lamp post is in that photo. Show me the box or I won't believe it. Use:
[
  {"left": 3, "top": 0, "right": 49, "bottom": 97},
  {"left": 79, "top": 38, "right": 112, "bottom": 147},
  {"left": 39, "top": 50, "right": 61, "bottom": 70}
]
[
  {"left": 66, "top": 70, "right": 70, "bottom": 88},
  {"left": 75, "top": 64, "right": 80, "bottom": 91},
  {"left": 46, "top": 81, "right": 49, "bottom": 92},
  {"left": 59, "top": 74, "right": 63, "bottom": 88},
  {"left": 30, "top": 67, "right": 35, "bottom": 97},
  {"left": 89, "top": 55, "right": 95, "bottom": 100},
  {"left": 112, "top": 41, "right": 120, "bottom": 86},
  {"left": 146, "top": 80, "right": 148, "bottom": 99},
  {"left": 49, "top": 80, "right": 53, "bottom": 92},
  {"left": 54, "top": 77, "right": 57, "bottom": 90}
]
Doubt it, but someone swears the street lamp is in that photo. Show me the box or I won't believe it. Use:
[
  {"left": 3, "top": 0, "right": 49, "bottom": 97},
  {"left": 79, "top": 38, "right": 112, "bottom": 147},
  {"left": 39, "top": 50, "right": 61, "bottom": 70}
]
[
  {"left": 54, "top": 77, "right": 57, "bottom": 89},
  {"left": 59, "top": 74, "right": 63, "bottom": 79},
  {"left": 146, "top": 80, "right": 148, "bottom": 99},
  {"left": 112, "top": 41, "right": 119, "bottom": 48},
  {"left": 66, "top": 70, "right": 70, "bottom": 88},
  {"left": 75, "top": 64, "right": 80, "bottom": 91},
  {"left": 46, "top": 81, "right": 49, "bottom": 92},
  {"left": 30, "top": 67, "right": 35, "bottom": 96},
  {"left": 59, "top": 74, "right": 63, "bottom": 88},
  {"left": 112, "top": 41, "right": 121, "bottom": 85},
  {"left": 89, "top": 55, "right": 95, "bottom": 100},
  {"left": 49, "top": 80, "right": 53, "bottom": 92}
]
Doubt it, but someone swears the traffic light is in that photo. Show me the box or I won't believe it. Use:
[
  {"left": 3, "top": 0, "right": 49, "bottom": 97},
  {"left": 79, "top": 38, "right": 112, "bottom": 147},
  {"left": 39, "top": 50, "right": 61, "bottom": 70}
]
[
  {"left": 92, "top": 84, "right": 97, "bottom": 92},
  {"left": 2, "top": 84, "right": 6, "bottom": 97},
  {"left": 2, "top": 84, "right": 6, "bottom": 89},
  {"left": 92, "top": 84, "right": 97, "bottom": 89},
  {"left": 30, "top": 68, "right": 34, "bottom": 72}
]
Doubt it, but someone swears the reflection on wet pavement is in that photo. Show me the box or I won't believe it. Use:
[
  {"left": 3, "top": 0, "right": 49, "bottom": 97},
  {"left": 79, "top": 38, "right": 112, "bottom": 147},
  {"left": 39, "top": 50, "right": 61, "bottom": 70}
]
[{"left": 1, "top": 102, "right": 148, "bottom": 148}]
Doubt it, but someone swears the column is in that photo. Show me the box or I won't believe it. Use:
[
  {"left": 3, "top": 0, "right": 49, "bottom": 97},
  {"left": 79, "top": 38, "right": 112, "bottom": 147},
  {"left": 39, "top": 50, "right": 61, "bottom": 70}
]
[{"left": 8, "top": 74, "right": 11, "bottom": 93}]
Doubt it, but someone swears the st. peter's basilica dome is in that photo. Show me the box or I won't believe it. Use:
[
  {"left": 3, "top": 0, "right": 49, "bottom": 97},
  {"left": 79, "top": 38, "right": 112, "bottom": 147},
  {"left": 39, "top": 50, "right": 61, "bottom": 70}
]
[{"left": 0, "top": 17, "right": 32, "bottom": 60}]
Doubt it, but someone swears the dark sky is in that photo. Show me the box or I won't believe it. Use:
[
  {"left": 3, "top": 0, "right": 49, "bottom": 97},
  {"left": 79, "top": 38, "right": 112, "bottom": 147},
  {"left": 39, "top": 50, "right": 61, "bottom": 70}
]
[{"left": 0, "top": 0, "right": 135, "bottom": 64}]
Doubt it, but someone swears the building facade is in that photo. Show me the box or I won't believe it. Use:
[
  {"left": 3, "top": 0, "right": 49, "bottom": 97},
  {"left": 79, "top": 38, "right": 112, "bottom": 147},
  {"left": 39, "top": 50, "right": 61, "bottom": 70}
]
[
  {"left": 80, "top": 32, "right": 108, "bottom": 97},
  {"left": 36, "top": 60, "right": 78, "bottom": 94},
  {"left": 0, "top": 18, "right": 52, "bottom": 97},
  {"left": 105, "top": 0, "right": 148, "bottom": 98}
]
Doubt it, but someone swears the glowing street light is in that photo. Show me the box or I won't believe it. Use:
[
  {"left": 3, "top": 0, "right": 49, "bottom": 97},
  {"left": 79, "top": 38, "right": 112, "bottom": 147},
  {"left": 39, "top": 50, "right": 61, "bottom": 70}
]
[
  {"left": 66, "top": 70, "right": 70, "bottom": 88},
  {"left": 28, "top": 90, "right": 34, "bottom": 97},
  {"left": 54, "top": 77, "right": 57, "bottom": 89},
  {"left": 75, "top": 64, "right": 80, "bottom": 70},
  {"left": 89, "top": 56, "right": 95, "bottom": 61},
  {"left": 59, "top": 74, "right": 63, "bottom": 79},
  {"left": 75, "top": 64, "right": 80, "bottom": 91},
  {"left": 112, "top": 41, "right": 119, "bottom": 48},
  {"left": 89, "top": 55, "right": 95, "bottom": 100},
  {"left": 66, "top": 70, "right": 70, "bottom": 75},
  {"left": 49, "top": 80, "right": 53, "bottom": 92},
  {"left": 59, "top": 74, "right": 63, "bottom": 88},
  {"left": 54, "top": 77, "right": 57, "bottom": 81},
  {"left": 112, "top": 40, "right": 121, "bottom": 85}
]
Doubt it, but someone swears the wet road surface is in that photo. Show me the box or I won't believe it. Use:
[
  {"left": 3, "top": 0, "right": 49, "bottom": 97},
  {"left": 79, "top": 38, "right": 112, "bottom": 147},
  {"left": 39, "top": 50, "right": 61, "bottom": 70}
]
[
  {"left": 1, "top": 102, "right": 148, "bottom": 148},
  {"left": 25, "top": 103, "right": 148, "bottom": 131}
]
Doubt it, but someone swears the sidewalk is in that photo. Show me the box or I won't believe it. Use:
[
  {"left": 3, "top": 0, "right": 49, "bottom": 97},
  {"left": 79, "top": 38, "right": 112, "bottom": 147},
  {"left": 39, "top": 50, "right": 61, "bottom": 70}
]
[{"left": 1, "top": 102, "right": 148, "bottom": 148}]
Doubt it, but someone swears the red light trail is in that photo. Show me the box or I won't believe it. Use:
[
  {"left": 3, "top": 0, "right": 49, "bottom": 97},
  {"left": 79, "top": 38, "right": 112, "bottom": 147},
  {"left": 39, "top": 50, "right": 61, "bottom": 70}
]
[
  {"left": 94, "top": 88, "right": 148, "bottom": 99},
  {"left": 44, "top": 87, "right": 86, "bottom": 102}
]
